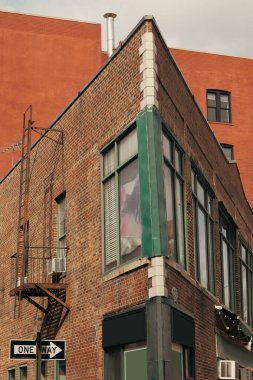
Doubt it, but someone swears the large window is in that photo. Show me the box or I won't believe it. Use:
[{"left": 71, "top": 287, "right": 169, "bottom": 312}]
[
  {"left": 163, "top": 131, "right": 186, "bottom": 266},
  {"left": 207, "top": 90, "right": 231, "bottom": 123},
  {"left": 56, "top": 193, "right": 66, "bottom": 257},
  {"left": 102, "top": 128, "right": 141, "bottom": 272},
  {"left": 192, "top": 168, "right": 215, "bottom": 292},
  {"left": 220, "top": 209, "right": 236, "bottom": 311},
  {"left": 240, "top": 242, "right": 253, "bottom": 326}
]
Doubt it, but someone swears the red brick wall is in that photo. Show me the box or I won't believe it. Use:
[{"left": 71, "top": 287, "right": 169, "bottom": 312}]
[
  {"left": 0, "top": 11, "right": 104, "bottom": 178},
  {"left": 0, "top": 21, "right": 149, "bottom": 380},
  {"left": 171, "top": 48, "right": 253, "bottom": 206}
]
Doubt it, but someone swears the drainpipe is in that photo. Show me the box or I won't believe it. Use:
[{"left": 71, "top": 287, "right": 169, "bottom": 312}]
[{"left": 103, "top": 13, "right": 117, "bottom": 57}]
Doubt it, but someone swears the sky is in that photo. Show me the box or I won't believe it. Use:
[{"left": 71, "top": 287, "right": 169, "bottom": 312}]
[{"left": 0, "top": 0, "right": 252, "bottom": 58}]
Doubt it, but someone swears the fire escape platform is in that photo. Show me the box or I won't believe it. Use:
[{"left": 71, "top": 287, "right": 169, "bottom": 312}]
[{"left": 10, "top": 283, "right": 68, "bottom": 297}]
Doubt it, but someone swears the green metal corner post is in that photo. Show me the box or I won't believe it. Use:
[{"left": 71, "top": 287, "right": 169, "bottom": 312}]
[
  {"left": 137, "top": 106, "right": 168, "bottom": 258},
  {"left": 146, "top": 297, "right": 172, "bottom": 380}
]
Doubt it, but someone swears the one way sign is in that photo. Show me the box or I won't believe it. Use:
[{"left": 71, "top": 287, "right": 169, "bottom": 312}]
[{"left": 10, "top": 340, "right": 65, "bottom": 360}]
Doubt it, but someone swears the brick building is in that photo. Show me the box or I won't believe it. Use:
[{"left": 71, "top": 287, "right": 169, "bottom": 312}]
[
  {"left": 0, "top": 15, "right": 253, "bottom": 380},
  {"left": 170, "top": 49, "right": 253, "bottom": 207},
  {"left": 0, "top": 10, "right": 106, "bottom": 178}
]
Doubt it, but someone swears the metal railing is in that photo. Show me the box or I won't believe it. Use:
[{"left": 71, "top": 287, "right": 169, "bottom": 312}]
[{"left": 11, "top": 247, "right": 68, "bottom": 289}]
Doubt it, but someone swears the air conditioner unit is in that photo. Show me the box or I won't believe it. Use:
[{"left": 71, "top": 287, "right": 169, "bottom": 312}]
[
  {"left": 219, "top": 360, "right": 239, "bottom": 380},
  {"left": 48, "top": 257, "right": 66, "bottom": 275},
  {"left": 240, "top": 368, "right": 253, "bottom": 380},
  {"left": 17, "top": 276, "right": 28, "bottom": 287}
]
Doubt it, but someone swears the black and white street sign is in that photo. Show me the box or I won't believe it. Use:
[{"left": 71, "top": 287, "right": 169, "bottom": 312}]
[{"left": 10, "top": 340, "right": 65, "bottom": 360}]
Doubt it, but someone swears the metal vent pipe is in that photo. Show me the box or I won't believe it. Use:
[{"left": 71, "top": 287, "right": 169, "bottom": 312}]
[{"left": 103, "top": 13, "right": 117, "bottom": 57}]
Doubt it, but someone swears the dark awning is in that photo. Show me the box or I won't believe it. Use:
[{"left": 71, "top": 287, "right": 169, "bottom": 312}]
[{"left": 215, "top": 306, "right": 253, "bottom": 350}]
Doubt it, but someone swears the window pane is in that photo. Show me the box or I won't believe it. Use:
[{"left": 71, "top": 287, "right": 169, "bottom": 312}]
[
  {"left": 119, "top": 129, "right": 137, "bottom": 165},
  {"left": 19, "top": 367, "right": 27, "bottom": 380},
  {"left": 222, "top": 240, "right": 230, "bottom": 308},
  {"left": 207, "top": 93, "right": 216, "bottom": 107},
  {"left": 207, "top": 108, "right": 217, "bottom": 121},
  {"left": 222, "top": 146, "right": 233, "bottom": 160},
  {"left": 197, "top": 180, "right": 205, "bottom": 206},
  {"left": 191, "top": 171, "right": 195, "bottom": 192},
  {"left": 104, "top": 177, "right": 118, "bottom": 270},
  {"left": 220, "top": 109, "right": 230, "bottom": 123},
  {"left": 171, "top": 350, "right": 183, "bottom": 380},
  {"left": 208, "top": 220, "right": 214, "bottom": 291},
  {"left": 124, "top": 348, "right": 147, "bottom": 380},
  {"left": 164, "top": 165, "right": 175, "bottom": 258},
  {"left": 58, "top": 360, "right": 66, "bottom": 380},
  {"left": 175, "top": 149, "right": 182, "bottom": 174},
  {"left": 104, "top": 147, "right": 115, "bottom": 177},
  {"left": 198, "top": 207, "right": 208, "bottom": 288},
  {"left": 105, "top": 349, "right": 122, "bottom": 380},
  {"left": 220, "top": 94, "right": 229, "bottom": 109},
  {"left": 119, "top": 159, "right": 141, "bottom": 262},
  {"left": 176, "top": 178, "right": 185, "bottom": 265},
  {"left": 242, "top": 264, "right": 248, "bottom": 322},
  {"left": 163, "top": 134, "right": 172, "bottom": 162},
  {"left": 8, "top": 369, "right": 15, "bottom": 380},
  {"left": 58, "top": 195, "right": 66, "bottom": 238}
]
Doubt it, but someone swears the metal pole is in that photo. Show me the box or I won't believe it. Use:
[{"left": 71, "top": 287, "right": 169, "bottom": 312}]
[{"left": 35, "top": 331, "right": 42, "bottom": 380}]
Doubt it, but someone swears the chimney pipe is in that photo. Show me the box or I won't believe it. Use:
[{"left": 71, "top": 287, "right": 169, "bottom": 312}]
[{"left": 104, "top": 13, "right": 117, "bottom": 57}]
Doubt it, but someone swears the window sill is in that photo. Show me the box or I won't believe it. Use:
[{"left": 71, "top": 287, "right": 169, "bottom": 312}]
[
  {"left": 208, "top": 121, "right": 234, "bottom": 127},
  {"left": 103, "top": 257, "right": 150, "bottom": 282}
]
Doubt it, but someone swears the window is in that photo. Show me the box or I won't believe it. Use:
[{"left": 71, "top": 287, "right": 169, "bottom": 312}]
[
  {"left": 55, "top": 360, "right": 66, "bottom": 380},
  {"left": 8, "top": 368, "right": 15, "bottom": 380},
  {"left": 207, "top": 90, "right": 231, "bottom": 123},
  {"left": 192, "top": 168, "right": 215, "bottom": 292},
  {"left": 105, "top": 343, "right": 147, "bottom": 380},
  {"left": 19, "top": 366, "right": 27, "bottom": 380},
  {"left": 163, "top": 131, "right": 186, "bottom": 266},
  {"left": 240, "top": 242, "right": 253, "bottom": 326},
  {"left": 102, "top": 128, "right": 141, "bottom": 272},
  {"left": 220, "top": 209, "right": 236, "bottom": 311},
  {"left": 171, "top": 343, "right": 195, "bottom": 380},
  {"left": 56, "top": 193, "right": 66, "bottom": 257},
  {"left": 221, "top": 144, "right": 234, "bottom": 161}
]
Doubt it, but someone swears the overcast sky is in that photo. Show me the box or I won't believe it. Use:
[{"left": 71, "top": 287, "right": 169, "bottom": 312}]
[{"left": 0, "top": 0, "right": 252, "bottom": 58}]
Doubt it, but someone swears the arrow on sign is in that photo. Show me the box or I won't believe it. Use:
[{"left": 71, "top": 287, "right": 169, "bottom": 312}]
[{"left": 41, "top": 342, "right": 62, "bottom": 358}]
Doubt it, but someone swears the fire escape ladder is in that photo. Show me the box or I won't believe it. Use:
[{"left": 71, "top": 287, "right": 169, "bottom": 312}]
[{"left": 14, "top": 106, "right": 33, "bottom": 317}]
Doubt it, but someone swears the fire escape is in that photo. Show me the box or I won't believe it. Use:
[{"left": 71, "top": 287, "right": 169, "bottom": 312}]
[{"left": 10, "top": 106, "right": 70, "bottom": 339}]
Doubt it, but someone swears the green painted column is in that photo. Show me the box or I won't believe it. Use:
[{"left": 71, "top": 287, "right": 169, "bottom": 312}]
[
  {"left": 146, "top": 297, "right": 172, "bottom": 380},
  {"left": 137, "top": 106, "right": 168, "bottom": 258}
]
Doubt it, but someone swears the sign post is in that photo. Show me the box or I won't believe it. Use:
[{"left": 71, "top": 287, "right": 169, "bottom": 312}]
[
  {"left": 35, "top": 332, "right": 42, "bottom": 380},
  {"left": 10, "top": 339, "right": 65, "bottom": 360}
]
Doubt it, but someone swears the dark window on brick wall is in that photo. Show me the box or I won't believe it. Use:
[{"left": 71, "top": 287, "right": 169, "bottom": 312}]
[
  {"left": 221, "top": 144, "right": 234, "bottom": 161},
  {"left": 192, "top": 167, "right": 215, "bottom": 293},
  {"left": 207, "top": 90, "right": 231, "bottom": 123},
  {"left": 240, "top": 241, "right": 253, "bottom": 327},
  {"left": 220, "top": 207, "right": 236, "bottom": 312},
  {"left": 163, "top": 130, "right": 186, "bottom": 267}
]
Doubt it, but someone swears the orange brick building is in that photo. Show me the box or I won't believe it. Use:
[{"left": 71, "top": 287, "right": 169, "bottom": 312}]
[
  {"left": 0, "top": 15, "right": 253, "bottom": 380},
  {"left": 0, "top": 11, "right": 106, "bottom": 177},
  {"left": 171, "top": 49, "right": 253, "bottom": 206}
]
